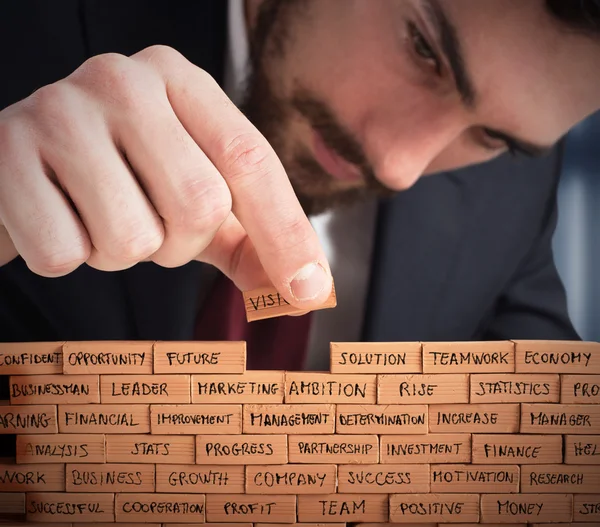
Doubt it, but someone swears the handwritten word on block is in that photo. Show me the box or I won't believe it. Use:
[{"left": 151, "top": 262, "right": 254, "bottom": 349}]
[
  {"left": 297, "top": 494, "right": 388, "bottom": 522},
  {"left": 378, "top": 373, "right": 469, "bottom": 404},
  {"left": 101, "top": 374, "right": 190, "bottom": 404},
  {"left": 429, "top": 403, "right": 520, "bottom": 433},
  {"left": 192, "top": 371, "right": 284, "bottom": 404},
  {"left": 58, "top": 404, "right": 149, "bottom": 434},
  {"left": 9, "top": 374, "right": 99, "bottom": 405},
  {"left": 154, "top": 341, "right": 245, "bottom": 374},
  {"left": 0, "top": 404, "right": 57, "bottom": 434},
  {"left": 380, "top": 434, "right": 471, "bottom": 464},
  {"left": 63, "top": 341, "right": 153, "bottom": 374},
  {"left": 514, "top": 340, "right": 600, "bottom": 373},
  {"left": 389, "top": 493, "right": 480, "bottom": 523},
  {"left": 151, "top": 404, "right": 241, "bottom": 434},
  {"left": 480, "top": 493, "right": 573, "bottom": 523},
  {"left": 196, "top": 435, "right": 288, "bottom": 465},
  {"left": 337, "top": 463, "right": 429, "bottom": 493},
  {"left": 284, "top": 373, "right": 376, "bottom": 403},
  {"left": 472, "top": 434, "right": 563, "bottom": 464},
  {"left": 520, "top": 404, "right": 600, "bottom": 434},
  {"left": 470, "top": 374, "right": 560, "bottom": 403},
  {"left": 155, "top": 464, "right": 244, "bottom": 494},
  {"left": 206, "top": 494, "right": 296, "bottom": 523},
  {"left": 16, "top": 434, "right": 105, "bottom": 464},
  {"left": 521, "top": 465, "right": 600, "bottom": 494},
  {"left": 330, "top": 342, "right": 422, "bottom": 373},
  {"left": 288, "top": 435, "right": 378, "bottom": 464},
  {"left": 430, "top": 463, "right": 520, "bottom": 493},
  {"left": 336, "top": 404, "right": 427, "bottom": 434},
  {"left": 561, "top": 375, "right": 600, "bottom": 404},
  {"left": 573, "top": 493, "right": 600, "bottom": 522},
  {"left": 106, "top": 434, "right": 194, "bottom": 464},
  {"left": 243, "top": 404, "right": 335, "bottom": 434},
  {"left": 26, "top": 491, "right": 115, "bottom": 522},
  {"left": 246, "top": 464, "right": 337, "bottom": 494},
  {"left": 0, "top": 342, "right": 63, "bottom": 375},
  {"left": 565, "top": 435, "right": 600, "bottom": 464},
  {"left": 65, "top": 463, "right": 155, "bottom": 492},
  {"left": 115, "top": 493, "right": 205, "bottom": 523},
  {"left": 422, "top": 341, "right": 514, "bottom": 373},
  {"left": 0, "top": 463, "right": 64, "bottom": 492}
]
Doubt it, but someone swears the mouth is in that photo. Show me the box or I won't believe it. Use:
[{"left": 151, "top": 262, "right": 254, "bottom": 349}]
[{"left": 312, "top": 129, "right": 363, "bottom": 184}]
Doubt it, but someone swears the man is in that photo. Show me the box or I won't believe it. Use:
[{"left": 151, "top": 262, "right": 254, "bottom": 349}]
[{"left": 0, "top": 0, "right": 597, "bottom": 371}]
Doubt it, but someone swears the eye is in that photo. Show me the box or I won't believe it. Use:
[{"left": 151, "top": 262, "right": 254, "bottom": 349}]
[
  {"left": 408, "top": 22, "right": 442, "bottom": 75},
  {"left": 483, "top": 129, "right": 519, "bottom": 157}
]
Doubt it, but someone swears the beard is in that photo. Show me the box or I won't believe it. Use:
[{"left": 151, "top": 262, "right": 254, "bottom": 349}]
[{"left": 239, "top": 0, "right": 395, "bottom": 215}]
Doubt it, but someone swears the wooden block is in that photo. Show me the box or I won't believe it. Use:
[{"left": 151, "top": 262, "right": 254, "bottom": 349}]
[
  {"left": 151, "top": 404, "right": 241, "bottom": 434},
  {"left": 58, "top": 404, "right": 149, "bottom": 433},
  {"left": 192, "top": 371, "right": 283, "bottom": 403},
  {"left": 243, "top": 284, "right": 336, "bottom": 322},
  {"left": 106, "top": 434, "right": 194, "bottom": 464},
  {"left": 522, "top": 465, "right": 600, "bottom": 493},
  {"left": 354, "top": 524, "right": 438, "bottom": 527},
  {"left": 288, "top": 434, "right": 378, "bottom": 464},
  {"left": 9, "top": 374, "right": 99, "bottom": 404},
  {"left": 243, "top": 404, "right": 335, "bottom": 434},
  {"left": 16, "top": 433, "right": 105, "bottom": 464},
  {"left": 62, "top": 341, "right": 153, "bottom": 374},
  {"left": 74, "top": 524, "right": 161, "bottom": 527},
  {"left": 336, "top": 404, "right": 427, "bottom": 434},
  {"left": 449, "top": 524, "right": 526, "bottom": 527},
  {"left": 174, "top": 524, "right": 252, "bottom": 527},
  {"left": 429, "top": 403, "right": 519, "bottom": 433},
  {"left": 246, "top": 464, "right": 337, "bottom": 494},
  {"left": 156, "top": 464, "right": 245, "bottom": 493},
  {"left": 330, "top": 342, "right": 422, "bottom": 373},
  {"left": 154, "top": 341, "right": 245, "bottom": 374},
  {"left": 0, "top": 403, "right": 57, "bottom": 434},
  {"left": 531, "top": 524, "right": 591, "bottom": 527},
  {"left": 0, "top": 462, "right": 64, "bottom": 491},
  {"left": 298, "top": 494, "right": 388, "bottom": 522},
  {"left": 196, "top": 434, "right": 287, "bottom": 465},
  {"left": 26, "top": 492, "right": 115, "bottom": 522},
  {"left": 389, "top": 493, "right": 479, "bottom": 523},
  {"left": 337, "top": 463, "right": 429, "bottom": 493},
  {"left": 206, "top": 494, "right": 296, "bottom": 522},
  {"left": 521, "top": 403, "right": 600, "bottom": 434},
  {"left": 0, "top": 342, "right": 63, "bottom": 374},
  {"left": 561, "top": 374, "right": 600, "bottom": 403},
  {"left": 3, "top": 524, "right": 73, "bottom": 527},
  {"left": 0, "top": 492, "right": 25, "bottom": 514},
  {"left": 470, "top": 374, "right": 560, "bottom": 403},
  {"left": 514, "top": 339, "right": 600, "bottom": 373},
  {"left": 430, "top": 464, "right": 519, "bottom": 493},
  {"left": 565, "top": 435, "right": 600, "bottom": 464},
  {"left": 380, "top": 434, "right": 471, "bottom": 464},
  {"left": 378, "top": 374, "right": 469, "bottom": 404},
  {"left": 284, "top": 372, "right": 376, "bottom": 403},
  {"left": 422, "top": 341, "right": 514, "bottom": 373},
  {"left": 472, "top": 434, "right": 563, "bottom": 464},
  {"left": 573, "top": 494, "right": 600, "bottom": 522},
  {"left": 66, "top": 463, "right": 155, "bottom": 492},
  {"left": 100, "top": 374, "right": 190, "bottom": 403},
  {"left": 480, "top": 493, "right": 573, "bottom": 523},
  {"left": 256, "top": 524, "right": 346, "bottom": 527},
  {"left": 115, "top": 493, "right": 205, "bottom": 523}
]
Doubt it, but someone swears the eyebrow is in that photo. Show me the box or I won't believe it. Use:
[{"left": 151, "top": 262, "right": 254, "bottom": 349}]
[{"left": 421, "top": 0, "right": 552, "bottom": 158}]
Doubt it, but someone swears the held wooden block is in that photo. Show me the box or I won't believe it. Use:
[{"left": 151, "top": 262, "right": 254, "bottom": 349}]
[
  {"left": 284, "top": 372, "right": 376, "bottom": 404},
  {"left": 472, "top": 434, "right": 563, "bottom": 464},
  {"left": 115, "top": 493, "right": 205, "bottom": 523},
  {"left": 206, "top": 494, "right": 296, "bottom": 523},
  {"left": 16, "top": 433, "right": 105, "bottom": 464},
  {"left": 377, "top": 374, "right": 469, "bottom": 404},
  {"left": 156, "top": 464, "right": 245, "bottom": 493},
  {"left": 196, "top": 434, "right": 288, "bottom": 465},
  {"left": 106, "top": 434, "right": 194, "bottom": 464},
  {"left": 0, "top": 492, "right": 25, "bottom": 514},
  {"left": 336, "top": 404, "right": 427, "bottom": 434},
  {"left": 470, "top": 374, "right": 560, "bottom": 403},
  {"left": 521, "top": 465, "right": 600, "bottom": 493},
  {"left": 0, "top": 463, "right": 64, "bottom": 491},
  {"left": 151, "top": 404, "right": 242, "bottom": 434},
  {"left": 192, "top": 371, "right": 284, "bottom": 403},
  {"left": 520, "top": 403, "right": 600, "bottom": 434},
  {"left": 480, "top": 493, "right": 573, "bottom": 523},
  {"left": 380, "top": 434, "right": 471, "bottom": 464},
  {"left": 561, "top": 374, "right": 600, "bottom": 403},
  {"left": 246, "top": 464, "right": 336, "bottom": 494},
  {"left": 429, "top": 403, "right": 520, "bottom": 433},
  {"left": 0, "top": 342, "right": 63, "bottom": 374},
  {"left": 62, "top": 341, "right": 153, "bottom": 374},
  {"left": 9, "top": 374, "right": 99, "bottom": 405},
  {"left": 26, "top": 492, "right": 115, "bottom": 522},
  {"left": 288, "top": 434, "right": 378, "bottom": 464},
  {"left": 573, "top": 494, "right": 600, "bottom": 522},
  {"left": 297, "top": 494, "right": 388, "bottom": 522},
  {"left": 58, "top": 404, "right": 150, "bottom": 434},
  {"left": 422, "top": 341, "right": 515, "bottom": 373},
  {"left": 330, "top": 342, "right": 422, "bottom": 373},
  {"left": 0, "top": 404, "right": 57, "bottom": 434},
  {"left": 243, "top": 404, "right": 335, "bottom": 434},
  {"left": 65, "top": 463, "right": 155, "bottom": 492},
  {"left": 514, "top": 339, "right": 600, "bottom": 373},
  {"left": 337, "top": 463, "right": 429, "bottom": 493},
  {"left": 389, "top": 493, "right": 479, "bottom": 523},
  {"left": 154, "top": 341, "right": 246, "bottom": 374},
  {"left": 243, "top": 284, "right": 337, "bottom": 322},
  {"left": 565, "top": 435, "right": 600, "bottom": 464},
  {"left": 100, "top": 374, "right": 190, "bottom": 404},
  {"left": 430, "top": 464, "right": 519, "bottom": 493}
]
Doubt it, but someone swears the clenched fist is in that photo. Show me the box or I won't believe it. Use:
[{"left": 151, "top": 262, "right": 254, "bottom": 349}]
[{"left": 0, "top": 45, "right": 332, "bottom": 308}]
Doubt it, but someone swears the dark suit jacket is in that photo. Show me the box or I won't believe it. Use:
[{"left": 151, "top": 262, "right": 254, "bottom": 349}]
[{"left": 0, "top": 1, "right": 579, "bottom": 356}]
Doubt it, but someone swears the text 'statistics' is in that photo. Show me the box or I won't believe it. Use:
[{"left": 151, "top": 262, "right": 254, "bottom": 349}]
[{"left": 0, "top": 339, "right": 598, "bottom": 526}]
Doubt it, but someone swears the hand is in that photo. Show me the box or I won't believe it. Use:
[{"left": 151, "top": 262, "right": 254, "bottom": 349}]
[{"left": 0, "top": 46, "right": 332, "bottom": 308}]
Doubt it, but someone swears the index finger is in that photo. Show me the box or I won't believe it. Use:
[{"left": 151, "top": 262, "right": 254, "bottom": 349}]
[{"left": 136, "top": 47, "right": 333, "bottom": 308}]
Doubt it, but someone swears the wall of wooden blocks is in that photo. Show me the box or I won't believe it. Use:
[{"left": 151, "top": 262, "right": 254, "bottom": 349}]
[{"left": 0, "top": 339, "right": 598, "bottom": 526}]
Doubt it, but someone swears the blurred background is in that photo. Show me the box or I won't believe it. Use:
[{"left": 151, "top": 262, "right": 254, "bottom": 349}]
[{"left": 553, "top": 111, "right": 600, "bottom": 342}]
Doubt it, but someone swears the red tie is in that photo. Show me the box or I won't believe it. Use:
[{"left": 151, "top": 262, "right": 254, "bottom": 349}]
[{"left": 194, "top": 272, "right": 313, "bottom": 370}]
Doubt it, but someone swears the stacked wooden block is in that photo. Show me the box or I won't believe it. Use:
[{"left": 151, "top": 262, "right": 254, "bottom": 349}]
[{"left": 0, "top": 340, "right": 598, "bottom": 527}]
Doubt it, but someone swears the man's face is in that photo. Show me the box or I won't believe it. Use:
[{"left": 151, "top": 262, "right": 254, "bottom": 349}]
[{"left": 241, "top": 0, "right": 600, "bottom": 214}]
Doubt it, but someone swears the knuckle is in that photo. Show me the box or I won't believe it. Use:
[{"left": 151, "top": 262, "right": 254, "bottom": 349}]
[
  {"left": 110, "top": 227, "right": 164, "bottom": 263},
  {"left": 26, "top": 83, "right": 73, "bottom": 123},
  {"left": 142, "top": 44, "right": 185, "bottom": 66},
  {"left": 221, "top": 133, "right": 273, "bottom": 183},
  {"left": 33, "top": 241, "right": 90, "bottom": 276},
  {"left": 177, "top": 179, "right": 232, "bottom": 232}
]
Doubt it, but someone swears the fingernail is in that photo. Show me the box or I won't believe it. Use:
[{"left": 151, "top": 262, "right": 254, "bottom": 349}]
[{"left": 290, "top": 263, "right": 329, "bottom": 302}]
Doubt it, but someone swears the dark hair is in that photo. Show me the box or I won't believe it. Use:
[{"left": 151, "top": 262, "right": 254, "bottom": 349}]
[{"left": 546, "top": 0, "right": 600, "bottom": 35}]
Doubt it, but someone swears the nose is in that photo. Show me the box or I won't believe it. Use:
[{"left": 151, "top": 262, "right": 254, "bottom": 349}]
[{"left": 362, "top": 101, "right": 465, "bottom": 190}]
